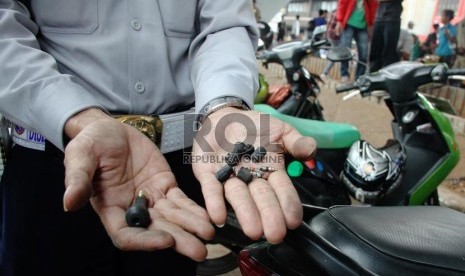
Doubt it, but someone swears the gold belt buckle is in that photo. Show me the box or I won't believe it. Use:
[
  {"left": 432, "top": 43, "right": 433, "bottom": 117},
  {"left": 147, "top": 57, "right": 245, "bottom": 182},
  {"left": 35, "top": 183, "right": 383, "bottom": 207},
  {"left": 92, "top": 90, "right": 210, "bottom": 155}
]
[{"left": 113, "top": 115, "right": 163, "bottom": 148}]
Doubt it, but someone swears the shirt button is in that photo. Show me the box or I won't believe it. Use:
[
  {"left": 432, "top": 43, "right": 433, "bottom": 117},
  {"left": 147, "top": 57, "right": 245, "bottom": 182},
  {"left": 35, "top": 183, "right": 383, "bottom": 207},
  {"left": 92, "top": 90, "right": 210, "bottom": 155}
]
[
  {"left": 134, "top": 82, "right": 145, "bottom": 93},
  {"left": 131, "top": 19, "right": 142, "bottom": 31}
]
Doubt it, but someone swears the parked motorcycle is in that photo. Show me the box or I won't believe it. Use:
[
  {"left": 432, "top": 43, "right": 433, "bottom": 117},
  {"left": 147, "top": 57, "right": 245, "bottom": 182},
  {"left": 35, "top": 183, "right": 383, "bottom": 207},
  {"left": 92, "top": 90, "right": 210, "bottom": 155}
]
[
  {"left": 264, "top": 47, "right": 462, "bottom": 207},
  {"left": 198, "top": 48, "right": 464, "bottom": 275},
  {"left": 256, "top": 26, "right": 328, "bottom": 121},
  {"left": 238, "top": 49, "right": 465, "bottom": 275},
  {"left": 239, "top": 203, "right": 465, "bottom": 275}
]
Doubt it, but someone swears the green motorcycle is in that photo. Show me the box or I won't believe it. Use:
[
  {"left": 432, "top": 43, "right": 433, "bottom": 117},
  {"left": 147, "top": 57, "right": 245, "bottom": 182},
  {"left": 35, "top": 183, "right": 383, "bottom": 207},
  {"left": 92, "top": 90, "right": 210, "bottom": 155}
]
[{"left": 198, "top": 49, "right": 463, "bottom": 275}]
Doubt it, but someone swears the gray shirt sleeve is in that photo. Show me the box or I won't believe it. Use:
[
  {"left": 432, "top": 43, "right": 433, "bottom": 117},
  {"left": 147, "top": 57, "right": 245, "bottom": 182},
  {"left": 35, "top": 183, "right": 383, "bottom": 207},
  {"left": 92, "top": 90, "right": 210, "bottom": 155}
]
[
  {"left": 190, "top": 0, "right": 259, "bottom": 112},
  {"left": 0, "top": 0, "right": 259, "bottom": 150},
  {"left": 0, "top": 1, "right": 106, "bottom": 150}
]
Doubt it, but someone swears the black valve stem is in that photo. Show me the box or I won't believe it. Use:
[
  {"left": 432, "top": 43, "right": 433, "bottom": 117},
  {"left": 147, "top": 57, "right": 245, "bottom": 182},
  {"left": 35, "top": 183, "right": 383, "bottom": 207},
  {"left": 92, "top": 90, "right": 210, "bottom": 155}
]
[{"left": 125, "top": 191, "right": 151, "bottom": 228}]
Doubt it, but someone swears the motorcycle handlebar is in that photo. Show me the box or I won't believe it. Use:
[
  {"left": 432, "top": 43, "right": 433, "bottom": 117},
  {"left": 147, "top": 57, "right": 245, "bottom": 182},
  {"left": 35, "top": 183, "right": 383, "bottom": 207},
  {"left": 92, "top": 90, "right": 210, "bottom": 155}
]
[
  {"left": 256, "top": 51, "right": 272, "bottom": 60},
  {"left": 336, "top": 83, "right": 358, "bottom": 93},
  {"left": 447, "top": 68, "right": 465, "bottom": 76},
  {"left": 256, "top": 39, "right": 327, "bottom": 64}
]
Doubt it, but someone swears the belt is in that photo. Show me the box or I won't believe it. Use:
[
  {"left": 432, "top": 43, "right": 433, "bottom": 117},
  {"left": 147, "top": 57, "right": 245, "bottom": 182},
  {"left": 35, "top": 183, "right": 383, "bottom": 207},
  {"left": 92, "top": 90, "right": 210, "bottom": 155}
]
[
  {"left": 10, "top": 107, "right": 197, "bottom": 154},
  {"left": 113, "top": 107, "right": 196, "bottom": 153}
]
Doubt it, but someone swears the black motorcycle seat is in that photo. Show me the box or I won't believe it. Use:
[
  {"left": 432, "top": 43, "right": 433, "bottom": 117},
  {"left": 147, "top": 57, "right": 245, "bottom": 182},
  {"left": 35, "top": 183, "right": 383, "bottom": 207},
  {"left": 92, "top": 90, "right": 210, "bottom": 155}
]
[{"left": 308, "top": 205, "right": 465, "bottom": 275}]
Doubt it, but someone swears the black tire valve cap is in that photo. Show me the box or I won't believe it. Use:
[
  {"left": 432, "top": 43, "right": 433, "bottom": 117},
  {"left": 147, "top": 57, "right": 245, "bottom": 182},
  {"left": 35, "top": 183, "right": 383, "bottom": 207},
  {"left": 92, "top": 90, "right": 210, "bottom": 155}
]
[
  {"left": 252, "top": 146, "right": 267, "bottom": 163},
  {"left": 216, "top": 164, "right": 234, "bottom": 183},
  {"left": 236, "top": 167, "right": 254, "bottom": 184},
  {"left": 232, "top": 142, "right": 247, "bottom": 154},
  {"left": 125, "top": 191, "right": 151, "bottom": 228},
  {"left": 243, "top": 144, "right": 255, "bottom": 156},
  {"left": 226, "top": 153, "right": 240, "bottom": 166}
]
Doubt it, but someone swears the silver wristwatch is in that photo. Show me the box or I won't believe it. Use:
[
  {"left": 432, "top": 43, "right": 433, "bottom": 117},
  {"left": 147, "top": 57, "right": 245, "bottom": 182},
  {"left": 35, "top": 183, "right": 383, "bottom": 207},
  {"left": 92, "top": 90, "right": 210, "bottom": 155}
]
[{"left": 197, "top": 96, "right": 251, "bottom": 124}]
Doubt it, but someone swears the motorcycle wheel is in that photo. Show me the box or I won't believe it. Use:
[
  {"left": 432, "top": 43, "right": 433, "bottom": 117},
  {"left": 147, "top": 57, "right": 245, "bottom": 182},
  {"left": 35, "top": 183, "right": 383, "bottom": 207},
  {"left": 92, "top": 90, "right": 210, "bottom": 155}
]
[
  {"left": 197, "top": 210, "right": 252, "bottom": 275},
  {"left": 196, "top": 249, "right": 238, "bottom": 276}
]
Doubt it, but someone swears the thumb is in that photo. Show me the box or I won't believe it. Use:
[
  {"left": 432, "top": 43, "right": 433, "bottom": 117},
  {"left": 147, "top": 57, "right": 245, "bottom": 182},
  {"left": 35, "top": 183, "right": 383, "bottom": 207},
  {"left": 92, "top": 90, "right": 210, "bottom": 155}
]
[
  {"left": 63, "top": 178, "right": 93, "bottom": 212},
  {"left": 280, "top": 125, "right": 317, "bottom": 161},
  {"left": 63, "top": 142, "right": 98, "bottom": 212}
]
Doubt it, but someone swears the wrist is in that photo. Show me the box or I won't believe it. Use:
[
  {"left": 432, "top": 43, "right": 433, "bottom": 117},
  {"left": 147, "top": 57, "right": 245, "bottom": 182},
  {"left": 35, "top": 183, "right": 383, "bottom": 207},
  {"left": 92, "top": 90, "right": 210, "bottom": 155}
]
[
  {"left": 197, "top": 96, "right": 251, "bottom": 124},
  {"left": 64, "top": 108, "right": 109, "bottom": 140}
]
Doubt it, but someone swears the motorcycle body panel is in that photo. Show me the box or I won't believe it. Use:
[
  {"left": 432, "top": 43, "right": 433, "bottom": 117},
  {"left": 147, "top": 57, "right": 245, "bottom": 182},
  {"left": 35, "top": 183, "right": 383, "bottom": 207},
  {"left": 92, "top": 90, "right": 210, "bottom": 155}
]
[
  {"left": 407, "top": 94, "right": 460, "bottom": 204},
  {"left": 375, "top": 94, "right": 460, "bottom": 205},
  {"left": 254, "top": 104, "right": 361, "bottom": 149}
]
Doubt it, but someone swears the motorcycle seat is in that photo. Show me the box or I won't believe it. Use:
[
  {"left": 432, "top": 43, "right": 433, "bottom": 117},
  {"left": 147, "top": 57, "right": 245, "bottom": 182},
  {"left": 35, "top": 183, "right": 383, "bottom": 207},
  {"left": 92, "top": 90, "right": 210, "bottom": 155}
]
[
  {"left": 254, "top": 104, "right": 360, "bottom": 149},
  {"left": 305, "top": 205, "right": 465, "bottom": 275}
]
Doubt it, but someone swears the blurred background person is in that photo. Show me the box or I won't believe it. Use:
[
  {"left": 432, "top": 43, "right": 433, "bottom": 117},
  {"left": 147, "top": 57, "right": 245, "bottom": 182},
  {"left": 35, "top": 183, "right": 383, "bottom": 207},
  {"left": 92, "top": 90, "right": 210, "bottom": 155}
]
[
  {"left": 314, "top": 9, "right": 328, "bottom": 27},
  {"left": 420, "top": 23, "right": 440, "bottom": 57},
  {"left": 335, "top": 0, "right": 379, "bottom": 82},
  {"left": 435, "top": 9, "right": 457, "bottom": 68},
  {"left": 320, "top": 9, "right": 341, "bottom": 80},
  {"left": 369, "top": 0, "right": 403, "bottom": 73},
  {"left": 277, "top": 15, "right": 287, "bottom": 44},
  {"left": 453, "top": 17, "right": 465, "bottom": 69},
  {"left": 291, "top": 14, "right": 302, "bottom": 40},
  {"left": 397, "top": 25, "right": 414, "bottom": 60}
]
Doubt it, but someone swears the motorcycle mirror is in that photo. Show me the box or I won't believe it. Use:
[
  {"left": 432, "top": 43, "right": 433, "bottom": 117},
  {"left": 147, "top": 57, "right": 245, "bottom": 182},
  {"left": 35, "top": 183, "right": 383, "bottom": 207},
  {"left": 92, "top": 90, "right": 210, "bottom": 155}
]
[
  {"left": 257, "top": 39, "right": 265, "bottom": 51},
  {"left": 326, "top": 47, "right": 353, "bottom": 62}
]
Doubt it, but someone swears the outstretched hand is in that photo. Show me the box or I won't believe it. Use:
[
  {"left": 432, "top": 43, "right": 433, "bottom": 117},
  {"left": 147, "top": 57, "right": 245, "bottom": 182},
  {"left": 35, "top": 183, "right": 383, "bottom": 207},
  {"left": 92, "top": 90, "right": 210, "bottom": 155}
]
[
  {"left": 192, "top": 107, "right": 316, "bottom": 244},
  {"left": 62, "top": 109, "right": 215, "bottom": 261}
]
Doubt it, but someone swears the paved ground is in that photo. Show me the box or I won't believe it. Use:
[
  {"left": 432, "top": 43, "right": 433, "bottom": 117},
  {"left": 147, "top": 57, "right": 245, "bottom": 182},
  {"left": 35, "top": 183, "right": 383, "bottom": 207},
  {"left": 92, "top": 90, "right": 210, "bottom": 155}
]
[{"left": 200, "top": 65, "right": 465, "bottom": 276}]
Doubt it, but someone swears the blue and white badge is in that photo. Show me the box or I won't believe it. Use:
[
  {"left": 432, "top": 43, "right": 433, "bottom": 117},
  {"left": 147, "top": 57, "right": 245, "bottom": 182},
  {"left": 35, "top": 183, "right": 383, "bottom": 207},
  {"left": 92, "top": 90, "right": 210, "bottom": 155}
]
[{"left": 12, "top": 124, "right": 45, "bottom": 151}]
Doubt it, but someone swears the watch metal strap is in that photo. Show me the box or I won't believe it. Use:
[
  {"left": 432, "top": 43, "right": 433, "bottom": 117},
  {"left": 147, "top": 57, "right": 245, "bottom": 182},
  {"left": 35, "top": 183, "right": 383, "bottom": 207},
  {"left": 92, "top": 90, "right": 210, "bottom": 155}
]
[{"left": 197, "top": 96, "right": 250, "bottom": 124}]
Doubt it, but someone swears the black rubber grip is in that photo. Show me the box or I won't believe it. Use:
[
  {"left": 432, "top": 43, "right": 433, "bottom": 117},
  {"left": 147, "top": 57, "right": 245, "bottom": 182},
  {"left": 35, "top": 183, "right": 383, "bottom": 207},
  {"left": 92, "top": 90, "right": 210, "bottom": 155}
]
[
  {"left": 335, "top": 83, "right": 357, "bottom": 93},
  {"left": 448, "top": 68, "right": 465, "bottom": 76}
]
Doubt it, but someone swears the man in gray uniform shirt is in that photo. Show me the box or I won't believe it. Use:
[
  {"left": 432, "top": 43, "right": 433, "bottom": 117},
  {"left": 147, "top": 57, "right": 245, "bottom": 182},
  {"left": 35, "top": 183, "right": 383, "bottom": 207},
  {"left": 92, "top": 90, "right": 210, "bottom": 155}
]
[{"left": 0, "top": 0, "right": 316, "bottom": 275}]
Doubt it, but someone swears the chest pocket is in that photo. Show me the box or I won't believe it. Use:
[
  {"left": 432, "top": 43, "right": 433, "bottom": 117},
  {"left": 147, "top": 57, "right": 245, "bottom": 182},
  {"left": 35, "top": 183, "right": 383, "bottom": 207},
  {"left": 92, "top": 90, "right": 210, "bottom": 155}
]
[
  {"left": 157, "top": 0, "right": 196, "bottom": 38},
  {"left": 31, "top": 0, "right": 98, "bottom": 34}
]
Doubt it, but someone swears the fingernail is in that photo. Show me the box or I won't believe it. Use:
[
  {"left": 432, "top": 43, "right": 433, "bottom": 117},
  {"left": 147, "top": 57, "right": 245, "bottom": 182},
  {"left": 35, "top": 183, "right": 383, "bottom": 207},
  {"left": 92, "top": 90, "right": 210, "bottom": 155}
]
[
  {"left": 215, "top": 223, "right": 225, "bottom": 228},
  {"left": 63, "top": 188, "right": 69, "bottom": 212}
]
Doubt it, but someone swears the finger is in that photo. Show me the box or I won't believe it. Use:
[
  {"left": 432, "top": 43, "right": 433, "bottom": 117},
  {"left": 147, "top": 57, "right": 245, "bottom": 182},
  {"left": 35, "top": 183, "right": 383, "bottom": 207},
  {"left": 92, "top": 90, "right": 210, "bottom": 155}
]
[
  {"left": 267, "top": 169, "right": 303, "bottom": 230},
  {"left": 280, "top": 125, "right": 317, "bottom": 161},
  {"left": 147, "top": 208, "right": 209, "bottom": 262},
  {"left": 156, "top": 195, "right": 215, "bottom": 241},
  {"left": 166, "top": 187, "right": 211, "bottom": 221},
  {"left": 196, "top": 172, "right": 227, "bottom": 226},
  {"left": 248, "top": 178, "right": 286, "bottom": 244},
  {"left": 108, "top": 198, "right": 210, "bottom": 261},
  {"left": 99, "top": 205, "right": 175, "bottom": 251},
  {"left": 63, "top": 140, "right": 98, "bottom": 211},
  {"left": 224, "top": 177, "right": 263, "bottom": 240}
]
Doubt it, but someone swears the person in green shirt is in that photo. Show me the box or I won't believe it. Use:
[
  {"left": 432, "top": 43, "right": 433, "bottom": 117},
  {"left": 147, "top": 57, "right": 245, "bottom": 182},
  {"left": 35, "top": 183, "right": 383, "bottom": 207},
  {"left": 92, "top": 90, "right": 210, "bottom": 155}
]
[{"left": 335, "top": 0, "right": 378, "bottom": 82}]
